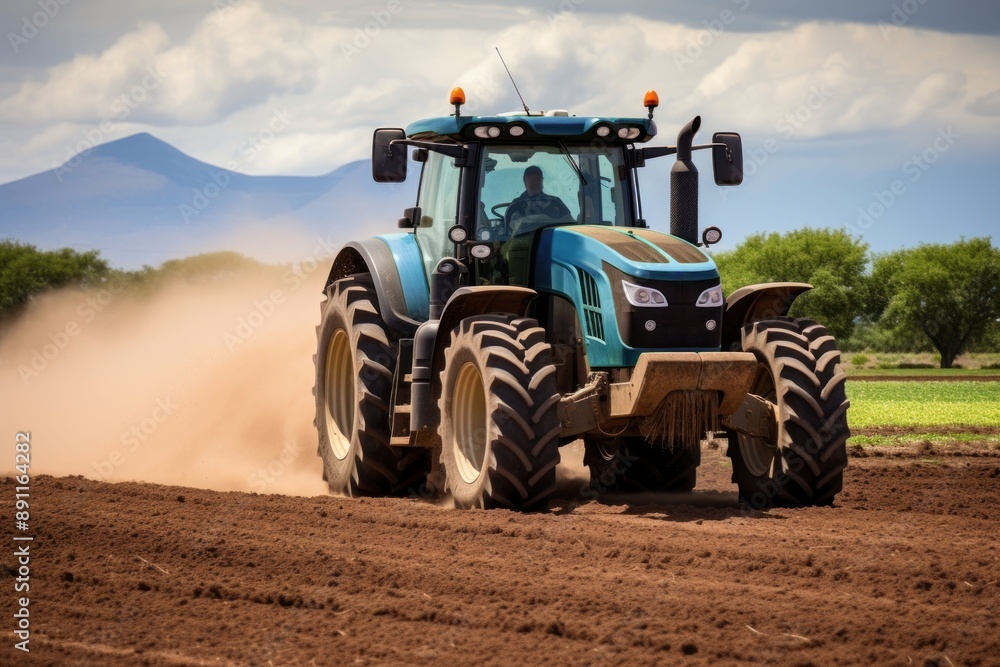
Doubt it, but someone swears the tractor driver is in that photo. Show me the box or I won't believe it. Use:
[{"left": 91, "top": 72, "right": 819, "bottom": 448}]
[{"left": 504, "top": 166, "right": 572, "bottom": 231}]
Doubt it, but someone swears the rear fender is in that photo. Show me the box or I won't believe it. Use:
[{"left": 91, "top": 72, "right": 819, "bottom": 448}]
[
  {"left": 721, "top": 282, "right": 812, "bottom": 350},
  {"left": 325, "top": 237, "right": 427, "bottom": 333}
]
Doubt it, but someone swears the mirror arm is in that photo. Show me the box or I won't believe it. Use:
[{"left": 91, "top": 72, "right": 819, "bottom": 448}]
[
  {"left": 634, "top": 142, "right": 729, "bottom": 168},
  {"left": 693, "top": 142, "right": 733, "bottom": 161},
  {"left": 634, "top": 145, "right": 676, "bottom": 168},
  {"left": 389, "top": 139, "right": 466, "bottom": 161}
]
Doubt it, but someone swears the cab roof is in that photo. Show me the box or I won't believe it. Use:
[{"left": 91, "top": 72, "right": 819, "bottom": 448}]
[{"left": 405, "top": 114, "right": 658, "bottom": 144}]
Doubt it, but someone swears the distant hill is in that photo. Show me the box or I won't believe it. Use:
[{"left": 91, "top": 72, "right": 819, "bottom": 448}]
[{"left": 0, "top": 133, "right": 417, "bottom": 268}]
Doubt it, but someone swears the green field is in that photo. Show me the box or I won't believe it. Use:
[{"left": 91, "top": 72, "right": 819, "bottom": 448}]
[
  {"left": 848, "top": 368, "right": 1000, "bottom": 378},
  {"left": 846, "top": 381, "right": 1000, "bottom": 428}
]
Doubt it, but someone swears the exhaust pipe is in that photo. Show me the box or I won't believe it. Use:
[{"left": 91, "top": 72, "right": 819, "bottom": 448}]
[{"left": 670, "top": 115, "right": 701, "bottom": 244}]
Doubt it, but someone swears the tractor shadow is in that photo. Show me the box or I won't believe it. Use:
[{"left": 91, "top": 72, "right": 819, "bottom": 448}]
[
  {"left": 551, "top": 442, "right": 782, "bottom": 522},
  {"left": 549, "top": 489, "right": 785, "bottom": 522}
]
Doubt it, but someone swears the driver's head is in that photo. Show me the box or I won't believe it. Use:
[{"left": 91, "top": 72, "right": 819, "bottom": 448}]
[{"left": 523, "top": 165, "right": 543, "bottom": 196}]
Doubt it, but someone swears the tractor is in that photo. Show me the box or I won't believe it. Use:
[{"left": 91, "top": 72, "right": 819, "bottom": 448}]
[{"left": 313, "top": 87, "right": 849, "bottom": 510}]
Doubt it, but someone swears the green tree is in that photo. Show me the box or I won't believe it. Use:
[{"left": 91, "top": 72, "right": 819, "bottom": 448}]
[
  {"left": 870, "top": 238, "right": 1000, "bottom": 368},
  {"left": 0, "top": 240, "right": 109, "bottom": 319},
  {"left": 712, "top": 228, "right": 869, "bottom": 340}
]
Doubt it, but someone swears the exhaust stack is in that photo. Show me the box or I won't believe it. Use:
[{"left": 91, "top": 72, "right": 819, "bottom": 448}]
[{"left": 670, "top": 115, "right": 701, "bottom": 244}]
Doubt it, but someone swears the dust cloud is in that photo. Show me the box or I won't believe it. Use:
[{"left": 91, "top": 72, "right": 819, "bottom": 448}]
[{"left": 0, "top": 258, "right": 331, "bottom": 496}]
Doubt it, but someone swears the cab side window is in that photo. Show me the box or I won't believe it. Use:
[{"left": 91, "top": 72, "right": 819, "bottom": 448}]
[{"left": 415, "top": 151, "right": 461, "bottom": 280}]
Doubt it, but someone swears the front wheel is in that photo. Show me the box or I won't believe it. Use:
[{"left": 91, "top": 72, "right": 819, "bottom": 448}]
[
  {"left": 438, "top": 315, "right": 562, "bottom": 510},
  {"left": 725, "top": 317, "right": 850, "bottom": 508}
]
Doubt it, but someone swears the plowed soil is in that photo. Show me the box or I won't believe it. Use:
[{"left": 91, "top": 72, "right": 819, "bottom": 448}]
[{"left": 4, "top": 442, "right": 999, "bottom": 667}]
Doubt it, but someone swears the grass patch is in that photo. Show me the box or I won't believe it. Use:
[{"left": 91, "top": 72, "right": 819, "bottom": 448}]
[
  {"left": 849, "top": 433, "right": 1000, "bottom": 448},
  {"left": 848, "top": 368, "right": 1000, "bottom": 378},
  {"left": 846, "top": 381, "right": 1000, "bottom": 428}
]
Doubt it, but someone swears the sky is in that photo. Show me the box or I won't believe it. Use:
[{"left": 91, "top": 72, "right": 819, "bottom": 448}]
[{"left": 1, "top": 0, "right": 998, "bottom": 255}]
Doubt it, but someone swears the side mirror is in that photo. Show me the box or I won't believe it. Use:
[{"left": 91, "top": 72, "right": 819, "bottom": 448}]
[
  {"left": 373, "top": 128, "right": 407, "bottom": 183},
  {"left": 712, "top": 132, "right": 743, "bottom": 186},
  {"left": 398, "top": 206, "right": 421, "bottom": 229}
]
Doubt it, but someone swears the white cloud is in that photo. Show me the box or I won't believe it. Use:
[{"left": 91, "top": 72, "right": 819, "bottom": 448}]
[
  {"left": 0, "top": 21, "right": 170, "bottom": 123},
  {"left": 1, "top": 7, "right": 998, "bottom": 182},
  {"left": 0, "top": 2, "right": 321, "bottom": 126}
]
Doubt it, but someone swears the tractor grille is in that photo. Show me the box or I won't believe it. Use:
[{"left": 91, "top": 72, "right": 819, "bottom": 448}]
[
  {"left": 603, "top": 262, "right": 722, "bottom": 349},
  {"left": 578, "top": 268, "right": 605, "bottom": 341}
]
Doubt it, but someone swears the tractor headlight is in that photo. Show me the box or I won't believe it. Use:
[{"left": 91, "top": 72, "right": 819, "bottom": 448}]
[
  {"left": 622, "top": 280, "right": 667, "bottom": 308},
  {"left": 696, "top": 285, "right": 723, "bottom": 307}
]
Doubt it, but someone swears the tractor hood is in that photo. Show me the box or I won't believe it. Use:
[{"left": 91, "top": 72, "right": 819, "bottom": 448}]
[
  {"left": 535, "top": 225, "right": 720, "bottom": 284},
  {"left": 533, "top": 225, "right": 724, "bottom": 367}
]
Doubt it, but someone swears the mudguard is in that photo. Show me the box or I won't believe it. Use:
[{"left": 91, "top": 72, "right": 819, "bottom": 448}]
[
  {"left": 720, "top": 282, "right": 812, "bottom": 350},
  {"left": 325, "top": 236, "right": 428, "bottom": 333},
  {"left": 430, "top": 285, "right": 537, "bottom": 392}
]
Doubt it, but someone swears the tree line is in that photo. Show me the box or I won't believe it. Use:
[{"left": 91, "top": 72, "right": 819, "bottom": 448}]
[
  {"left": 3, "top": 233, "right": 999, "bottom": 368},
  {"left": 0, "top": 240, "right": 272, "bottom": 324},
  {"left": 712, "top": 230, "right": 1000, "bottom": 368}
]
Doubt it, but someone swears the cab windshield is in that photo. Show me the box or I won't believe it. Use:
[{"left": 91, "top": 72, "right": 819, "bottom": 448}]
[{"left": 475, "top": 144, "right": 630, "bottom": 242}]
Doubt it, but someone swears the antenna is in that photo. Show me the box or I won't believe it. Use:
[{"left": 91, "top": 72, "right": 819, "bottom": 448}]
[{"left": 496, "top": 47, "right": 530, "bottom": 115}]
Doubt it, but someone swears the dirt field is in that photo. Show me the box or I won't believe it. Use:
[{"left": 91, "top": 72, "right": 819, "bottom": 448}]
[{"left": 3, "top": 441, "right": 998, "bottom": 667}]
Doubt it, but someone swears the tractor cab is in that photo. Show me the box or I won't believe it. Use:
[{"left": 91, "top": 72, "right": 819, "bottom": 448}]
[{"left": 373, "top": 89, "right": 742, "bottom": 294}]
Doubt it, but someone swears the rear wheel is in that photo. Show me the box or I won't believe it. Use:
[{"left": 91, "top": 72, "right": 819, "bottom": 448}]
[
  {"left": 439, "top": 316, "right": 561, "bottom": 510},
  {"left": 314, "top": 276, "right": 428, "bottom": 496},
  {"left": 584, "top": 437, "right": 699, "bottom": 495},
  {"left": 725, "top": 317, "right": 850, "bottom": 508}
]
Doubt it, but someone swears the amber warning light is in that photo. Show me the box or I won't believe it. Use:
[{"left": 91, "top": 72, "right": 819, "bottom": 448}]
[
  {"left": 450, "top": 86, "right": 466, "bottom": 119},
  {"left": 644, "top": 90, "right": 659, "bottom": 119}
]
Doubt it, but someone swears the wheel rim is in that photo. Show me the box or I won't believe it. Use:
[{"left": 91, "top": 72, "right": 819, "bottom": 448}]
[
  {"left": 452, "top": 362, "right": 488, "bottom": 484},
  {"left": 738, "top": 363, "right": 779, "bottom": 478},
  {"left": 324, "top": 329, "right": 355, "bottom": 460}
]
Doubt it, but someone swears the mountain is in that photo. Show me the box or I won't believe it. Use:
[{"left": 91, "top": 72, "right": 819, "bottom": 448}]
[{"left": 0, "top": 133, "right": 417, "bottom": 268}]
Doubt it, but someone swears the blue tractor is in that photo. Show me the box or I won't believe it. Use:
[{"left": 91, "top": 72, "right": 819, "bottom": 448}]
[{"left": 314, "top": 88, "right": 849, "bottom": 510}]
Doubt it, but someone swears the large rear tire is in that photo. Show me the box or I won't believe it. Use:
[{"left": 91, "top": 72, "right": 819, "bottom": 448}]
[
  {"left": 314, "top": 276, "right": 428, "bottom": 497},
  {"left": 438, "top": 316, "right": 561, "bottom": 510},
  {"left": 725, "top": 317, "right": 850, "bottom": 508},
  {"left": 584, "top": 437, "right": 699, "bottom": 495}
]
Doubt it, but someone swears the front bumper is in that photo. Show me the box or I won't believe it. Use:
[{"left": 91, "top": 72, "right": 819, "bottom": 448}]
[
  {"left": 558, "top": 352, "right": 760, "bottom": 439},
  {"left": 608, "top": 352, "right": 758, "bottom": 418}
]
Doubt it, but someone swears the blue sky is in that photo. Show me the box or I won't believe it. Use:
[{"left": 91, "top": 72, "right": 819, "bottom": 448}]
[{"left": 1, "top": 0, "right": 998, "bottom": 255}]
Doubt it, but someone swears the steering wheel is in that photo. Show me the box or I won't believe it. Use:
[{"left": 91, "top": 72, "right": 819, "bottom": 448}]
[{"left": 491, "top": 202, "right": 512, "bottom": 218}]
